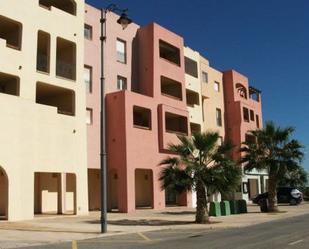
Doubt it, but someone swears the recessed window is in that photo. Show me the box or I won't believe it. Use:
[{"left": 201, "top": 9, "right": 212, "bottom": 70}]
[
  {"left": 256, "top": 114, "right": 260, "bottom": 128},
  {"left": 0, "top": 72, "right": 20, "bottom": 97},
  {"left": 117, "top": 76, "right": 127, "bottom": 90},
  {"left": 216, "top": 108, "right": 222, "bottom": 127},
  {"left": 243, "top": 107, "right": 249, "bottom": 122},
  {"left": 133, "top": 106, "right": 151, "bottom": 130},
  {"left": 84, "top": 66, "right": 92, "bottom": 93},
  {"left": 36, "top": 82, "right": 75, "bottom": 116},
  {"left": 190, "top": 123, "right": 201, "bottom": 135},
  {"left": 186, "top": 89, "right": 199, "bottom": 106},
  {"left": 0, "top": 15, "right": 22, "bottom": 50},
  {"left": 39, "top": 0, "right": 77, "bottom": 16},
  {"left": 214, "top": 81, "right": 220, "bottom": 92},
  {"left": 116, "top": 39, "right": 126, "bottom": 63},
  {"left": 245, "top": 134, "right": 256, "bottom": 143},
  {"left": 250, "top": 110, "right": 254, "bottom": 121},
  {"left": 86, "top": 108, "right": 93, "bottom": 125},
  {"left": 37, "top": 31, "right": 50, "bottom": 73},
  {"left": 56, "top": 37, "right": 76, "bottom": 80},
  {"left": 236, "top": 83, "right": 247, "bottom": 99},
  {"left": 202, "top": 71, "right": 208, "bottom": 83},
  {"left": 161, "top": 76, "right": 182, "bottom": 101},
  {"left": 165, "top": 112, "right": 188, "bottom": 135},
  {"left": 84, "top": 24, "right": 92, "bottom": 40},
  {"left": 185, "top": 57, "right": 198, "bottom": 78},
  {"left": 159, "top": 40, "right": 180, "bottom": 66}
]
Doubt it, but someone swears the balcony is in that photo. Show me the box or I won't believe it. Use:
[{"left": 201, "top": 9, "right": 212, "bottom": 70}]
[
  {"left": 190, "top": 122, "right": 201, "bottom": 135},
  {"left": 161, "top": 76, "right": 182, "bottom": 101},
  {"left": 39, "top": 0, "right": 76, "bottom": 16},
  {"left": 36, "top": 82, "right": 75, "bottom": 116},
  {"left": 185, "top": 57, "right": 198, "bottom": 78},
  {"left": 56, "top": 38, "right": 76, "bottom": 80},
  {"left": 165, "top": 112, "right": 188, "bottom": 135},
  {"left": 186, "top": 89, "right": 199, "bottom": 107},
  {"left": 159, "top": 40, "right": 180, "bottom": 66},
  {"left": 249, "top": 86, "right": 261, "bottom": 102},
  {"left": 0, "top": 15, "right": 22, "bottom": 50},
  {"left": 133, "top": 106, "right": 152, "bottom": 130},
  {"left": 0, "top": 72, "right": 20, "bottom": 96},
  {"left": 37, "top": 31, "right": 50, "bottom": 73}
]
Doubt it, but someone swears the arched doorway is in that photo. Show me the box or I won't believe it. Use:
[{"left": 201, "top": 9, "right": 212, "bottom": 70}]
[{"left": 0, "top": 167, "right": 8, "bottom": 220}]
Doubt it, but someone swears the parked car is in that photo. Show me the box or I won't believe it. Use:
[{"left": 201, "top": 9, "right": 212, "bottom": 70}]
[{"left": 253, "top": 187, "right": 303, "bottom": 205}]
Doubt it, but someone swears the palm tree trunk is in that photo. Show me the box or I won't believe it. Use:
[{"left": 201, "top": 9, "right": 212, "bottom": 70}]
[
  {"left": 268, "top": 173, "right": 278, "bottom": 212},
  {"left": 195, "top": 180, "right": 209, "bottom": 223}
]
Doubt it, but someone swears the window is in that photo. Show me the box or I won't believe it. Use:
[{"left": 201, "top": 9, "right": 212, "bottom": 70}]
[
  {"left": 133, "top": 106, "right": 151, "bottom": 129},
  {"left": 0, "top": 72, "right": 20, "bottom": 96},
  {"left": 84, "top": 66, "right": 92, "bottom": 93},
  {"left": 0, "top": 15, "right": 22, "bottom": 50},
  {"left": 256, "top": 114, "right": 260, "bottom": 128},
  {"left": 56, "top": 37, "right": 76, "bottom": 80},
  {"left": 84, "top": 24, "right": 92, "bottom": 40},
  {"left": 36, "top": 82, "right": 75, "bottom": 116},
  {"left": 117, "top": 76, "right": 127, "bottom": 90},
  {"left": 190, "top": 123, "right": 201, "bottom": 135},
  {"left": 186, "top": 89, "right": 199, "bottom": 106},
  {"left": 250, "top": 110, "right": 254, "bottom": 121},
  {"left": 39, "top": 0, "right": 76, "bottom": 16},
  {"left": 243, "top": 107, "right": 249, "bottom": 122},
  {"left": 37, "top": 31, "right": 50, "bottom": 73},
  {"left": 214, "top": 81, "right": 220, "bottom": 92},
  {"left": 202, "top": 71, "right": 208, "bottom": 83},
  {"left": 86, "top": 108, "right": 92, "bottom": 125},
  {"left": 161, "top": 76, "right": 182, "bottom": 100},
  {"left": 245, "top": 134, "right": 256, "bottom": 143},
  {"left": 159, "top": 40, "right": 180, "bottom": 66},
  {"left": 116, "top": 39, "right": 126, "bottom": 63},
  {"left": 165, "top": 112, "right": 188, "bottom": 135},
  {"left": 236, "top": 83, "right": 247, "bottom": 99},
  {"left": 184, "top": 57, "right": 198, "bottom": 78},
  {"left": 216, "top": 108, "right": 222, "bottom": 127}
]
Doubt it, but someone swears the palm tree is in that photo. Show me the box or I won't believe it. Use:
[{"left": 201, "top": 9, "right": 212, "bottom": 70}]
[
  {"left": 241, "top": 121, "right": 304, "bottom": 212},
  {"left": 159, "top": 132, "right": 242, "bottom": 224}
]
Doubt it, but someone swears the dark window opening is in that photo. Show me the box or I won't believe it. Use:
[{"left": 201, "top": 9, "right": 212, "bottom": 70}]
[
  {"left": 216, "top": 108, "right": 222, "bottom": 127},
  {"left": 256, "top": 114, "right": 260, "bottom": 128},
  {"left": 37, "top": 31, "right": 50, "bottom": 73},
  {"left": 236, "top": 83, "right": 247, "bottom": 99},
  {"left": 0, "top": 15, "right": 22, "bottom": 50},
  {"left": 56, "top": 37, "right": 76, "bottom": 80},
  {"left": 250, "top": 109, "right": 254, "bottom": 121},
  {"left": 36, "top": 82, "right": 75, "bottom": 116},
  {"left": 0, "top": 72, "right": 20, "bottom": 96},
  {"left": 186, "top": 89, "right": 199, "bottom": 106},
  {"left": 39, "top": 0, "right": 76, "bottom": 15},
  {"left": 161, "top": 76, "right": 182, "bottom": 101},
  {"left": 243, "top": 107, "right": 249, "bottom": 122},
  {"left": 185, "top": 57, "right": 198, "bottom": 78},
  {"left": 190, "top": 123, "right": 201, "bottom": 135},
  {"left": 159, "top": 40, "right": 180, "bottom": 66},
  {"left": 133, "top": 106, "right": 151, "bottom": 130},
  {"left": 165, "top": 112, "right": 188, "bottom": 135},
  {"left": 245, "top": 134, "right": 256, "bottom": 144}
]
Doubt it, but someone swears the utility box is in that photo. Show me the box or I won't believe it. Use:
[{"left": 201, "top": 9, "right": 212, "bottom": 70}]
[
  {"left": 209, "top": 202, "right": 221, "bottom": 217},
  {"left": 238, "top": 199, "right": 248, "bottom": 213},
  {"left": 220, "top": 201, "right": 231, "bottom": 216}
]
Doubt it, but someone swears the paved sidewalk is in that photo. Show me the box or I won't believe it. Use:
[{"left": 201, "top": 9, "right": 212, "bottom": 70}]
[{"left": 0, "top": 203, "right": 308, "bottom": 248}]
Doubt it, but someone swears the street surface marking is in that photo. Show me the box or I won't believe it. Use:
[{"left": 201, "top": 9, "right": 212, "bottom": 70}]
[
  {"left": 289, "top": 239, "right": 303, "bottom": 246},
  {"left": 137, "top": 232, "right": 152, "bottom": 242},
  {"left": 72, "top": 240, "right": 78, "bottom": 249}
]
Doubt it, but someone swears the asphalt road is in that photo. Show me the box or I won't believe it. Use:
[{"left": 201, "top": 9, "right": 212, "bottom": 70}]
[{"left": 19, "top": 213, "right": 309, "bottom": 249}]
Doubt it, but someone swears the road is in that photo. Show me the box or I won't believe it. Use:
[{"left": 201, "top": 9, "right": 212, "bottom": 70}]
[{"left": 19, "top": 213, "right": 309, "bottom": 249}]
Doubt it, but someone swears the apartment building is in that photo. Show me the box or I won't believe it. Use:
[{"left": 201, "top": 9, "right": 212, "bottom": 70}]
[
  {"left": 223, "top": 70, "right": 267, "bottom": 202},
  {"left": 0, "top": 0, "right": 88, "bottom": 221}
]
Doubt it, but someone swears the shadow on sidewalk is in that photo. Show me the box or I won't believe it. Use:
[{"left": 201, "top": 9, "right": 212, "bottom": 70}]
[
  {"left": 85, "top": 219, "right": 194, "bottom": 226},
  {"left": 160, "top": 211, "right": 196, "bottom": 215}
]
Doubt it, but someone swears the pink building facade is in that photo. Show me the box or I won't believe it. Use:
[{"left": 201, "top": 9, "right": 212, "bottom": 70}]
[
  {"left": 85, "top": 5, "right": 191, "bottom": 212},
  {"left": 223, "top": 70, "right": 267, "bottom": 201}
]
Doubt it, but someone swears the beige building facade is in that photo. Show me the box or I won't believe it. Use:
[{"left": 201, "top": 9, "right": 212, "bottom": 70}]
[{"left": 0, "top": 0, "right": 88, "bottom": 221}]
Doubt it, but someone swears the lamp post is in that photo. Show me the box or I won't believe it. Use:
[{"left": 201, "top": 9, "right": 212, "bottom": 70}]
[{"left": 100, "top": 4, "right": 132, "bottom": 234}]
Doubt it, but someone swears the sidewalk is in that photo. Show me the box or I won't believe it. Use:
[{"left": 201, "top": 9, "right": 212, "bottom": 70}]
[{"left": 0, "top": 203, "right": 308, "bottom": 248}]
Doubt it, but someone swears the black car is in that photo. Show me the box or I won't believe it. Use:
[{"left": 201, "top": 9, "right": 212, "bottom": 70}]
[{"left": 253, "top": 187, "right": 303, "bottom": 205}]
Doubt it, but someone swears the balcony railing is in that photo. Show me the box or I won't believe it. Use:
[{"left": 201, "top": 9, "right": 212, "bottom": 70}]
[{"left": 56, "top": 60, "right": 75, "bottom": 80}]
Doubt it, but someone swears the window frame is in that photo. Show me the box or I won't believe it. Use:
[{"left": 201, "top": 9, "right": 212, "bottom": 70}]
[
  {"left": 214, "top": 81, "right": 220, "bottom": 92},
  {"left": 116, "top": 38, "right": 127, "bottom": 64},
  {"left": 84, "top": 65, "right": 92, "bottom": 93},
  {"left": 84, "top": 24, "right": 93, "bottom": 40},
  {"left": 117, "top": 75, "right": 127, "bottom": 90},
  {"left": 216, "top": 108, "right": 222, "bottom": 127}
]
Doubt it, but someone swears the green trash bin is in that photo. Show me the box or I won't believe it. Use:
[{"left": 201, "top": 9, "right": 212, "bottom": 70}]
[
  {"left": 229, "top": 200, "right": 239, "bottom": 214},
  {"left": 209, "top": 202, "right": 221, "bottom": 217},
  {"left": 238, "top": 199, "right": 248, "bottom": 213},
  {"left": 220, "top": 201, "right": 231, "bottom": 216}
]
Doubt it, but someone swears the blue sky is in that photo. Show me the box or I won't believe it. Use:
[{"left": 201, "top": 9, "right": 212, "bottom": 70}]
[{"left": 87, "top": 0, "right": 309, "bottom": 170}]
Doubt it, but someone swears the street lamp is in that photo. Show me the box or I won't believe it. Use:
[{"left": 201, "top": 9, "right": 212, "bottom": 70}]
[{"left": 100, "top": 4, "right": 132, "bottom": 234}]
